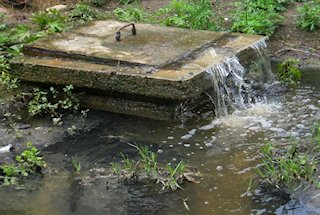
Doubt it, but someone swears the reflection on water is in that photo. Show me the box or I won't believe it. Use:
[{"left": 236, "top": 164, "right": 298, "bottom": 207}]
[{"left": 0, "top": 71, "right": 319, "bottom": 215}]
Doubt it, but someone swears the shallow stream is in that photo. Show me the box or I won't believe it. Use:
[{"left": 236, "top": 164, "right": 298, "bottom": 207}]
[{"left": 0, "top": 69, "right": 319, "bottom": 215}]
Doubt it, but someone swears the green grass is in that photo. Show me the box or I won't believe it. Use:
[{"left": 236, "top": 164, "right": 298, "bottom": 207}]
[{"left": 296, "top": 1, "right": 320, "bottom": 31}]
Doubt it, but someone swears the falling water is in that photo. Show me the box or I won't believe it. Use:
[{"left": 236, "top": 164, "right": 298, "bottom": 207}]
[{"left": 205, "top": 39, "right": 273, "bottom": 117}]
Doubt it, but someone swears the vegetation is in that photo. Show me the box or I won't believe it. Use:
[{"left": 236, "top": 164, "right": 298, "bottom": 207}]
[
  {"left": 255, "top": 125, "right": 320, "bottom": 191},
  {"left": 277, "top": 58, "right": 301, "bottom": 86},
  {"left": 296, "top": 1, "right": 320, "bottom": 31},
  {"left": 155, "top": 0, "right": 219, "bottom": 30},
  {"left": 69, "top": 3, "right": 101, "bottom": 21},
  {"left": 0, "top": 142, "right": 46, "bottom": 186},
  {"left": 71, "top": 156, "right": 81, "bottom": 173},
  {"left": 111, "top": 143, "right": 188, "bottom": 191},
  {"left": 32, "top": 9, "right": 67, "bottom": 33},
  {"left": 231, "top": 0, "right": 283, "bottom": 35}
]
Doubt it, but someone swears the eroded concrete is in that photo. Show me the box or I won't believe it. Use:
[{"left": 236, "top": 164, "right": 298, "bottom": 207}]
[{"left": 11, "top": 20, "right": 268, "bottom": 120}]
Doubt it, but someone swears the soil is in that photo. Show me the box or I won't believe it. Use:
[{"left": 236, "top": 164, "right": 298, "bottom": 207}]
[{"left": 1, "top": 0, "right": 319, "bottom": 68}]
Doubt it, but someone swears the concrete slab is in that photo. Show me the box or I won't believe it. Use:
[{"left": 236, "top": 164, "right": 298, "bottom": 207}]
[{"left": 11, "top": 20, "right": 268, "bottom": 120}]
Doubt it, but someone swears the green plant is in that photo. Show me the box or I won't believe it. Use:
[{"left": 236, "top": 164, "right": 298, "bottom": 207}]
[
  {"left": 128, "top": 143, "right": 158, "bottom": 175},
  {"left": 0, "top": 56, "right": 19, "bottom": 91},
  {"left": 0, "top": 142, "right": 46, "bottom": 186},
  {"left": 231, "top": 0, "right": 283, "bottom": 35},
  {"left": 114, "top": 6, "right": 145, "bottom": 22},
  {"left": 296, "top": 1, "right": 320, "bottom": 31},
  {"left": 156, "top": 0, "right": 219, "bottom": 30},
  {"left": 161, "top": 161, "right": 186, "bottom": 190},
  {"left": 71, "top": 156, "right": 81, "bottom": 172},
  {"left": 32, "top": 9, "right": 66, "bottom": 33},
  {"left": 25, "top": 85, "right": 79, "bottom": 121},
  {"left": 255, "top": 142, "right": 318, "bottom": 190},
  {"left": 69, "top": 3, "right": 100, "bottom": 21},
  {"left": 278, "top": 58, "right": 301, "bottom": 85},
  {"left": 111, "top": 143, "right": 188, "bottom": 191},
  {"left": 16, "top": 142, "right": 47, "bottom": 175}
]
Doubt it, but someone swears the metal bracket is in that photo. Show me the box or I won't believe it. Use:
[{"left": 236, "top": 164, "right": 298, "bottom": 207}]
[{"left": 115, "top": 23, "right": 136, "bottom": 42}]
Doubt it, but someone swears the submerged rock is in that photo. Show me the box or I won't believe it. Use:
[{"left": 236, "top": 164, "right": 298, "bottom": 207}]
[{"left": 266, "top": 82, "right": 288, "bottom": 95}]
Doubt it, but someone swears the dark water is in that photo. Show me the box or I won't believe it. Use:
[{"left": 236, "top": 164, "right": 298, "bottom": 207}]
[{"left": 0, "top": 70, "right": 319, "bottom": 215}]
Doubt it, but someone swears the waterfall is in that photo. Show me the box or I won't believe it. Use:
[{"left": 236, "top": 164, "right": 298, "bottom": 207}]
[
  {"left": 250, "top": 39, "right": 273, "bottom": 83},
  {"left": 205, "top": 39, "right": 272, "bottom": 117}
]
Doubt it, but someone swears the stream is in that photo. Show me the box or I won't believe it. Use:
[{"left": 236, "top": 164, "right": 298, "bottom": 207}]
[{"left": 0, "top": 68, "right": 319, "bottom": 215}]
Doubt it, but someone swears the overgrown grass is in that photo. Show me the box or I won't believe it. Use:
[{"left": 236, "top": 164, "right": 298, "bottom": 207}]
[
  {"left": 255, "top": 125, "right": 320, "bottom": 191},
  {"left": 296, "top": 1, "right": 320, "bottom": 31},
  {"left": 114, "top": 0, "right": 220, "bottom": 31},
  {"left": 231, "top": 0, "right": 283, "bottom": 35},
  {"left": 111, "top": 143, "right": 188, "bottom": 191}
]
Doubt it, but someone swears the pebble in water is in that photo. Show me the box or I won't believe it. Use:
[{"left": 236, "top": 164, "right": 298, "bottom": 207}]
[
  {"left": 216, "top": 166, "right": 223, "bottom": 171},
  {"left": 157, "top": 149, "right": 163, "bottom": 154},
  {"left": 184, "top": 143, "right": 191, "bottom": 148},
  {"left": 205, "top": 143, "right": 213, "bottom": 147}
]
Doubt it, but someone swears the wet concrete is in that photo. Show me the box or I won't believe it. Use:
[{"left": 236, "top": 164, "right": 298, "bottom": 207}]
[{"left": 10, "top": 20, "right": 268, "bottom": 120}]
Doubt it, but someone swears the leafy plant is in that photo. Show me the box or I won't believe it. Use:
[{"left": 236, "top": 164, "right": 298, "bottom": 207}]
[
  {"left": 32, "top": 9, "right": 66, "bottom": 33},
  {"left": 0, "top": 56, "right": 19, "bottom": 91},
  {"left": 296, "top": 1, "right": 320, "bottom": 31},
  {"left": 0, "top": 142, "right": 46, "bottom": 186},
  {"left": 255, "top": 142, "right": 318, "bottom": 190},
  {"left": 111, "top": 143, "right": 188, "bottom": 191},
  {"left": 278, "top": 58, "right": 301, "bottom": 85},
  {"left": 231, "top": 0, "right": 283, "bottom": 35},
  {"left": 69, "top": 3, "right": 100, "bottom": 21},
  {"left": 156, "top": 0, "right": 219, "bottom": 30},
  {"left": 114, "top": 6, "right": 145, "bottom": 22},
  {"left": 25, "top": 85, "right": 79, "bottom": 121}
]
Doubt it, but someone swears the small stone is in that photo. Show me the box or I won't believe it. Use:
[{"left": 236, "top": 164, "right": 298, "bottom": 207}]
[
  {"left": 168, "top": 136, "right": 174, "bottom": 140},
  {"left": 224, "top": 147, "right": 230, "bottom": 152},
  {"left": 184, "top": 143, "right": 191, "bottom": 148},
  {"left": 216, "top": 166, "right": 223, "bottom": 171},
  {"left": 205, "top": 143, "right": 213, "bottom": 147},
  {"left": 204, "top": 201, "right": 209, "bottom": 205},
  {"left": 169, "top": 144, "right": 174, "bottom": 148},
  {"left": 157, "top": 149, "right": 163, "bottom": 154},
  {"left": 46, "top": 4, "right": 68, "bottom": 12}
]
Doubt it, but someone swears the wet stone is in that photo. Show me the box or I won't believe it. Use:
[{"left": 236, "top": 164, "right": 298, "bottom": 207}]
[{"left": 10, "top": 20, "right": 268, "bottom": 119}]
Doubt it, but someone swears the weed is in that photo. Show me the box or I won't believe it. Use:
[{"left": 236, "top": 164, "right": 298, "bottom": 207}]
[
  {"left": 255, "top": 142, "right": 318, "bottom": 191},
  {"left": 296, "top": 1, "right": 320, "bottom": 31},
  {"left": 156, "top": 0, "right": 219, "bottom": 30},
  {"left": 114, "top": 6, "right": 145, "bottom": 22},
  {"left": 71, "top": 156, "right": 81, "bottom": 173},
  {"left": 161, "top": 160, "right": 186, "bottom": 190},
  {"left": 231, "top": 0, "right": 283, "bottom": 35},
  {"left": 0, "top": 142, "right": 46, "bottom": 186},
  {"left": 0, "top": 56, "right": 19, "bottom": 91},
  {"left": 32, "top": 9, "right": 66, "bottom": 33},
  {"left": 69, "top": 3, "right": 100, "bottom": 21},
  {"left": 278, "top": 58, "right": 301, "bottom": 86},
  {"left": 24, "top": 85, "right": 79, "bottom": 121},
  {"left": 0, "top": 13, "right": 7, "bottom": 31},
  {"left": 111, "top": 143, "right": 188, "bottom": 191}
]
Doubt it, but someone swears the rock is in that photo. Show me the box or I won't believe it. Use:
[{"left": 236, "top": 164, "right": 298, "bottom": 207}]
[
  {"left": 46, "top": 4, "right": 67, "bottom": 12},
  {"left": 266, "top": 82, "right": 288, "bottom": 95},
  {"left": 216, "top": 166, "right": 223, "bottom": 171}
]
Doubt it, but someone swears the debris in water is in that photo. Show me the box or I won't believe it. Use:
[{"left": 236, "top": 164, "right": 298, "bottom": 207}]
[{"left": 0, "top": 144, "right": 12, "bottom": 153}]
